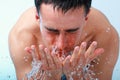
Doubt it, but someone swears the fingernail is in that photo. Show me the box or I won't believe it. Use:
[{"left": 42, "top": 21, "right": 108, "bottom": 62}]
[
  {"left": 81, "top": 42, "right": 86, "bottom": 47},
  {"left": 93, "top": 41, "right": 97, "bottom": 46},
  {"left": 75, "top": 46, "right": 79, "bottom": 49},
  {"left": 67, "top": 55, "right": 71, "bottom": 59},
  {"left": 24, "top": 47, "right": 32, "bottom": 53},
  {"left": 39, "top": 45, "right": 44, "bottom": 50},
  {"left": 44, "top": 48, "right": 48, "bottom": 53},
  {"left": 31, "top": 45, "right": 35, "bottom": 49},
  {"left": 74, "top": 46, "right": 79, "bottom": 52}
]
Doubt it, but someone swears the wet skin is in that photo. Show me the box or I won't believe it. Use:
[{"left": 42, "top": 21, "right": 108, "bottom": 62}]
[
  {"left": 25, "top": 41, "right": 104, "bottom": 79},
  {"left": 24, "top": 4, "right": 104, "bottom": 79},
  {"left": 9, "top": 3, "right": 119, "bottom": 80}
]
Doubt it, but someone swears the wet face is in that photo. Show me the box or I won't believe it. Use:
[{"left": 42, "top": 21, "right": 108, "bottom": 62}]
[{"left": 39, "top": 4, "right": 87, "bottom": 55}]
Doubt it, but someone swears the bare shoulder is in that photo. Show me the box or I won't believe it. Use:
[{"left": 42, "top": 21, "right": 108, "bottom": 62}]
[
  {"left": 87, "top": 7, "right": 119, "bottom": 49},
  {"left": 89, "top": 7, "right": 119, "bottom": 52},
  {"left": 8, "top": 7, "right": 39, "bottom": 80},
  {"left": 8, "top": 25, "right": 34, "bottom": 80},
  {"left": 8, "top": 6, "right": 39, "bottom": 57},
  {"left": 13, "top": 7, "right": 39, "bottom": 32},
  {"left": 86, "top": 7, "right": 119, "bottom": 79}
]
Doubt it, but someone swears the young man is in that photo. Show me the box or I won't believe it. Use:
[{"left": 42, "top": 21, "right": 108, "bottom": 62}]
[{"left": 9, "top": 0, "right": 119, "bottom": 80}]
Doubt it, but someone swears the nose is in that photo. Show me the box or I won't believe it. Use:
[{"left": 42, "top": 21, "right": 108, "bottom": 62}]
[{"left": 56, "top": 33, "right": 67, "bottom": 50}]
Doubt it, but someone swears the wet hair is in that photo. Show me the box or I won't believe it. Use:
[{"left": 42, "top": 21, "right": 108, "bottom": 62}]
[{"left": 34, "top": 0, "right": 92, "bottom": 15}]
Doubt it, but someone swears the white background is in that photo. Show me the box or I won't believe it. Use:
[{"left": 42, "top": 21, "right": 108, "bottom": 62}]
[{"left": 0, "top": 0, "right": 119, "bottom": 80}]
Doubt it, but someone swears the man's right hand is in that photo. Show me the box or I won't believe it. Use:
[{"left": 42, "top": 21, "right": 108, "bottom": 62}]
[{"left": 25, "top": 45, "right": 63, "bottom": 80}]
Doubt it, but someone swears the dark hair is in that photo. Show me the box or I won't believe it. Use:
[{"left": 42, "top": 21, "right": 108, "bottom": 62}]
[{"left": 34, "top": 0, "right": 92, "bottom": 15}]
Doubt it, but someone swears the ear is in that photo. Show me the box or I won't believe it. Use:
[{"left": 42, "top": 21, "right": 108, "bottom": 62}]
[
  {"left": 35, "top": 9, "right": 40, "bottom": 21},
  {"left": 85, "top": 16, "right": 88, "bottom": 21},
  {"left": 85, "top": 8, "right": 91, "bottom": 21}
]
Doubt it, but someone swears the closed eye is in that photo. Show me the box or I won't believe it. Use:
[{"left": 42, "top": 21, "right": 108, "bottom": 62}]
[
  {"left": 65, "top": 28, "right": 79, "bottom": 33},
  {"left": 45, "top": 26, "right": 59, "bottom": 33}
]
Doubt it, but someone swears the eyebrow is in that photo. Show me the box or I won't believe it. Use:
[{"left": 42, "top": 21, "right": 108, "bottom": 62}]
[
  {"left": 65, "top": 27, "right": 79, "bottom": 32},
  {"left": 45, "top": 26, "right": 79, "bottom": 32},
  {"left": 45, "top": 26, "right": 59, "bottom": 32}
]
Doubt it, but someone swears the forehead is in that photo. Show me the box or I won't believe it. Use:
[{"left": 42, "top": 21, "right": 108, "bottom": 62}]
[{"left": 40, "top": 3, "right": 86, "bottom": 27}]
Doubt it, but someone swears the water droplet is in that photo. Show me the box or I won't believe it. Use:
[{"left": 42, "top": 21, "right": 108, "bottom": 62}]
[
  {"left": 104, "top": 57, "right": 111, "bottom": 64},
  {"left": 97, "top": 71, "right": 103, "bottom": 75},
  {"left": 97, "top": 58, "right": 100, "bottom": 62},
  {"left": 96, "top": 62, "right": 99, "bottom": 64},
  {"left": 92, "top": 59, "right": 97, "bottom": 63},
  {"left": 91, "top": 65, "right": 94, "bottom": 68},
  {"left": 8, "top": 75, "right": 11, "bottom": 79},
  {"left": 26, "top": 60, "right": 43, "bottom": 80},
  {"left": 23, "top": 56, "right": 29, "bottom": 62},
  {"left": 71, "top": 71, "right": 76, "bottom": 75},
  {"left": 46, "top": 71, "right": 52, "bottom": 77},
  {"left": 106, "top": 28, "right": 111, "bottom": 32}
]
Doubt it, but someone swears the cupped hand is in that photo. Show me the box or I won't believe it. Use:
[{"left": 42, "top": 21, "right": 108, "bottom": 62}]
[
  {"left": 63, "top": 41, "right": 104, "bottom": 79},
  {"left": 25, "top": 45, "right": 63, "bottom": 80}
]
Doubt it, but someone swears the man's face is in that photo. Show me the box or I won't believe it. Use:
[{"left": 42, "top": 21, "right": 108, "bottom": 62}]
[{"left": 39, "top": 4, "right": 87, "bottom": 56}]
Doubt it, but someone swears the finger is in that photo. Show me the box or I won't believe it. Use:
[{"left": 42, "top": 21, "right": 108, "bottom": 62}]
[
  {"left": 77, "top": 42, "right": 87, "bottom": 67},
  {"left": 87, "top": 48, "right": 104, "bottom": 63},
  {"left": 78, "top": 42, "right": 86, "bottom": 55},
  {"left": 51, "top": 51, "right": 62, "bottom": 69},
  {"left": 31, "top": 45, "right": 39, "bottom": 61},
  {"left": 39, "top": 45, "right": 48, "bottom": 67},
  {"left": 70, "top": 46, "right": 79, "bottom": 67},
  {"left": 24, "top": 47, "right": 32, "bottom": 54},
  {"left": 85, "top": 41, "right": 97, "bottom": 58},
  {"left": 39, "top": 45, "right": 45, "bottom": 59},
  {"left": 70, "top": 42, "right": 86, "bottom": 67},
  {"left": 44, "top": 48, "right": 55, "bottom": 68},
  {"left": 63, "top": 55, "right": 71, "bottom": 68}
]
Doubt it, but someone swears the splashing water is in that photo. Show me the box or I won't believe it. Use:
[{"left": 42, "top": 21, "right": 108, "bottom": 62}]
[
  {"left": 26, "top": 60, "right": 44, "bottom": 80},
  {"left": 82, "top": 64, "right": 98, "bottom": 80},
  {"left": 23, "top": 48, "right": 45, "bottom": 80},
  {"left": 24, "top": 46, "right": 101, "bottom": 80},
  {"left": 51, "top": 46, "right": 73, "bottom": 61},
  {"left": 68, "top": 63, "right": 99, "bottom": 80}
]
